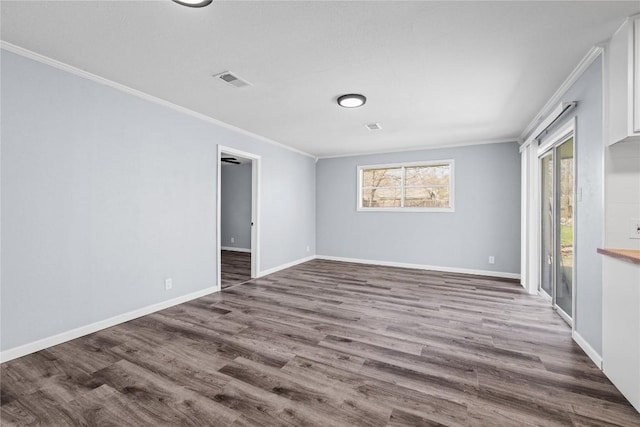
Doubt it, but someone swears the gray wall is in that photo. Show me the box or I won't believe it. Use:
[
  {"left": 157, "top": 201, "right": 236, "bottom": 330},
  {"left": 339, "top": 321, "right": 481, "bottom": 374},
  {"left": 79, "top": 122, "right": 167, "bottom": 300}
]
[
  {"left": 0, "top": 49, "right": 316, "bottom": 352},
  {"left": 221, "top": 163, "right": 252, "bottom": 250},
  {"left": 316, "top": 142, "right": 521, "bottom": 274},
  {"left": 547, "top": 56, "right": 604, "bottom": 354}
]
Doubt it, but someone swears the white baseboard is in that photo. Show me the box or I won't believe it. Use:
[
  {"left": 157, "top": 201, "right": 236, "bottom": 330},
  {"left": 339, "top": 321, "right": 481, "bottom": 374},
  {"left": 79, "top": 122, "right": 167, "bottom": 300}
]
[
  {"left": 315, "top": 255, "right": 521, "bottom": 280},
  {"left": 0, "top": 286, "right": 218, "bottom": 363},
  {"left": 519, "top": 280, "right": 539, "bottom": 295},
  {"left": 221, "top": 246, "right": 251, "bottom": 253},
  {"left": 572, "top": 330, "right": 603, "bottom": 370},
  {"left": 258, "top": 255, "right": 316, "bottom": 277},
  {"left": 0, "top": 255, "right": 520, "bottom": 363}
]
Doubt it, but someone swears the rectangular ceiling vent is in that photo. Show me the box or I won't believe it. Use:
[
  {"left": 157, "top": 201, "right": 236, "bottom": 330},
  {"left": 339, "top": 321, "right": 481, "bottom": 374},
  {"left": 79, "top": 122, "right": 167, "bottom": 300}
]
[
  {"left": 214, "top": 71, "right": 251, "bottom": 88},
  {"left": 365, "top": 123, "right": 382, "bottom": 131}
]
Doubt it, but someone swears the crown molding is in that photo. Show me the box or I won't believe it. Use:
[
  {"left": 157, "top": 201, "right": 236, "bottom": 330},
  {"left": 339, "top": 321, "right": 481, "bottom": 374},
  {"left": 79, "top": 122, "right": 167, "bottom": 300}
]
[
  {"left": 519, "top": 45, "right": 605, "bottom": 144},
  {"left": 317, "top": 138, "right": 518, "bottom": 160},
  {"left": 0, "top": 41, "right": 317, "bottom": 160}
]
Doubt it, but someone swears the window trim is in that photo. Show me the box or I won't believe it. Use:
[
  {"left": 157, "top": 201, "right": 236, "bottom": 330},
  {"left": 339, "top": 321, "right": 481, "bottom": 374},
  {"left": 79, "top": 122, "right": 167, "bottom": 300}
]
[{"left": 357, "top": 159, "right": 455, "bottom": 212}]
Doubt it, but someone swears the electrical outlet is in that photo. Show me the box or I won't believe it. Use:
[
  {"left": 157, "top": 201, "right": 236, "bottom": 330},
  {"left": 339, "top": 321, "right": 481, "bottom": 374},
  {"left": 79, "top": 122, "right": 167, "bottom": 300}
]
[
  {"left": 231, "top": 237, "right": 235, "bottom": 244},
  {"left": 306, "top": 245, "right": 310, "bottom": 252},
  {"left": 631, "top": 219, "right": 640, "bottom": 239},
  {"left": 165, "top": 278, "right": 173, "bottom": 290},
  {"left": 488, "top": 256, "right": 495, "bottom": 264}
]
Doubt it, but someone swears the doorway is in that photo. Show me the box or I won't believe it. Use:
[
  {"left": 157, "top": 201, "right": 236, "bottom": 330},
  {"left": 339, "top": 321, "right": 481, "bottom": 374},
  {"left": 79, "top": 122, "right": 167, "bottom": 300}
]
[
  {"left": 217, "top": 145, "right": 260, "bottom": 290},
  {"left": 539, "top": 124, "right": 575, "bottom": 325}
]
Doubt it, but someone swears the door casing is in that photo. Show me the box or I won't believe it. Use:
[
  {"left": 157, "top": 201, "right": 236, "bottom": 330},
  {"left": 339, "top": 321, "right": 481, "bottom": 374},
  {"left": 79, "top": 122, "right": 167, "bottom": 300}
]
[{"left": 216, "top": 145, "right": 261, "bottom": 290}]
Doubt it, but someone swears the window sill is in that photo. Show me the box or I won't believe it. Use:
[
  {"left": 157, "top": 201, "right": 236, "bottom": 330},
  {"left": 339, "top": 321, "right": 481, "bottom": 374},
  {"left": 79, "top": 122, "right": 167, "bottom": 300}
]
[{"left": 357, "top": 207, "right": 455, "bottom": 213}]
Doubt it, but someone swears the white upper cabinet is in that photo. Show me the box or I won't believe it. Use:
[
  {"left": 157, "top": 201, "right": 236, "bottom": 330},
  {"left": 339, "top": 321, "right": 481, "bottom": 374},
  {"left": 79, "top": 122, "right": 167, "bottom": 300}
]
[{"left": 608, "top": 15, "right": 640, "bottom": 145}]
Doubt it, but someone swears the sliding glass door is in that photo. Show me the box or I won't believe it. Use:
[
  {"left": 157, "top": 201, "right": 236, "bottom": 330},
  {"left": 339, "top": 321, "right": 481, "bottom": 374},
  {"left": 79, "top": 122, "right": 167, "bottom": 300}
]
[
  {"left": 539, "top": 133, "right": 574, "bottom": 324},
  {"left": 556, "top": 137, "right": 574, "bottom": 318},
  {"left": 540, "top": 152, "right": 554, "bottom": 299}
]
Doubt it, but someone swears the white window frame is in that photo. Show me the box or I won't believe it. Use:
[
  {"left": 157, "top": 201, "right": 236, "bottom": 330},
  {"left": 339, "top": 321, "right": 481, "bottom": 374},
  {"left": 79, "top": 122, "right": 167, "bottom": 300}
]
[{"left": 357, "top": 159, "right": 455, "bottom": 212}]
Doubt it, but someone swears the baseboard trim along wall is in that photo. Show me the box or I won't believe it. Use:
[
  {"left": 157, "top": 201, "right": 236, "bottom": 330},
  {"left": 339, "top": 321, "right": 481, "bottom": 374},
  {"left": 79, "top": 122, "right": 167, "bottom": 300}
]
[
  {"left": 258, "top": 255, "right": 316, "bottom": 277},
  {"left": 315, "top": 255, "right": 521, "bottom": 280},
  {"left": 572, "top": 330, "right": 603, "bottom": 370},
  {"left": 0, "top": 286, "right": 218, "bottom": 363},
  {"left": 1, "top": 255, "right": 520, "bottom": 363},
  {"left": 221, "top": 246, "right": 252, "bottom": 253}
]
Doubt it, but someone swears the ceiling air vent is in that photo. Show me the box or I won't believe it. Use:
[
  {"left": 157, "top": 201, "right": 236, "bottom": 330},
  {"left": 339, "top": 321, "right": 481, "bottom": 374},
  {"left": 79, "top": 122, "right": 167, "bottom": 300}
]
[
  {"left": 213, "top": 71, "right": 251, "bottom": 88},
  {"left": 365, "top": 123, "right": 382, "bottom": 131}
]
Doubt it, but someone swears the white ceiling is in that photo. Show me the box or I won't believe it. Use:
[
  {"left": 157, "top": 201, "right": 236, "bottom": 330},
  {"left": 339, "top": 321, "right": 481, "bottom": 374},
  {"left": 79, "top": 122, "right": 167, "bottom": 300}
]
[{"left": 2, "top": 1, "right": 639, "bottom": 157}]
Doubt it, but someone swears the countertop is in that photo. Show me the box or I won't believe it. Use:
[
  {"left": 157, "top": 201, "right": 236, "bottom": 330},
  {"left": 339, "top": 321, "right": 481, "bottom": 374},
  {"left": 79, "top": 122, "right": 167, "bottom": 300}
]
[{"left": 597, "top": 248, "right": 640, "bottom": 265}]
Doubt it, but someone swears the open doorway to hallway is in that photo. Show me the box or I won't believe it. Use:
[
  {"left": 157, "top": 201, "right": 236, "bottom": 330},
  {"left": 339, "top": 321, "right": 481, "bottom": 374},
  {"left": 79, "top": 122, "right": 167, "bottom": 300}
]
[{"left": 217, "top": 146, "right": 260, "bottom": 290}]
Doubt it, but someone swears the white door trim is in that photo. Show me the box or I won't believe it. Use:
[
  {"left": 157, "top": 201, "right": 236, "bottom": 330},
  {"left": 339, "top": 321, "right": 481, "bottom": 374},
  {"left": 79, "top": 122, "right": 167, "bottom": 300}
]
[
  {"left": 538, "top": 118, "right": 575, "bottom": 156},
  {"left": 217, "top": 145, "right": 261, "bottom": 290}
]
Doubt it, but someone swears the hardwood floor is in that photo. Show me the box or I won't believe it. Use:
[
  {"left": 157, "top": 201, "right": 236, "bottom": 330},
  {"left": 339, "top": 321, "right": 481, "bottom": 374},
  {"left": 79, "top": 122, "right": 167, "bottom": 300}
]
[
  {"left": 2, "top": 259, "right": 640, "bottom": 426},
  {"left": 221, "top": 250, "right": 251, "bottom": 289}
]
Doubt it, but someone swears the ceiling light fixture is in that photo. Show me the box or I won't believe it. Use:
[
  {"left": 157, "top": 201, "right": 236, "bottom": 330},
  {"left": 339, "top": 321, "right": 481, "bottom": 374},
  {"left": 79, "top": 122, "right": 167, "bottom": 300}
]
[
  {"left": 337, "top": 94, "right": 366, "bottom": 108},
  {"left": 172, "top": 0, "right": 213, "bottom": 8}
]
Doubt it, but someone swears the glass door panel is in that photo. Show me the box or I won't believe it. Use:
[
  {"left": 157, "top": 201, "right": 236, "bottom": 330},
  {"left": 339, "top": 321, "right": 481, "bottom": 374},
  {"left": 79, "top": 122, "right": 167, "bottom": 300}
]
[
  {"left": 540, "top": 153, "right": 554, "bottom": 298},
  {"left": 555, "top": 137, "right": 574, "bottom": 317},
  {"left": 539, "top": 132, "right": 574, "bottom": 325}
]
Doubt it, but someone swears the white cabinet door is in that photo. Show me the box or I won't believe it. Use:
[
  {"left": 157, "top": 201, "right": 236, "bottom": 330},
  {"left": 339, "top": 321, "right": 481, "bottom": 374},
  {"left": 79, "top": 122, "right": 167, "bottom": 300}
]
[
  {"left": 607, "top": 15, "right": 640, "bottom": 145},
  {"left": 602, "top": 256, "right": 640, "bottom": 412},
  {"left": 634, "top": 17, "right": 640, "bottom": 134}
]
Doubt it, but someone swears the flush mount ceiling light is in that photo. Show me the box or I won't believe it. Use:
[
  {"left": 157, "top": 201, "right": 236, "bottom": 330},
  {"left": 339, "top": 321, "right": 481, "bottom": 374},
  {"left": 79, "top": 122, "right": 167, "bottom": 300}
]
[
  {"left": 337, "top": 94, "right": 366, "bottom": 108},
  {"left": 172, "top": 0, "right": 213, "bottom": 8}
]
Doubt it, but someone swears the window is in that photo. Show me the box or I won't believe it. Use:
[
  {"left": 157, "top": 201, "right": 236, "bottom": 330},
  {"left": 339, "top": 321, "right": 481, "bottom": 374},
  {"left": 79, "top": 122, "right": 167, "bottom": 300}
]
[{"left": 358, "top": 160, "right": 454, "bottom": 211}]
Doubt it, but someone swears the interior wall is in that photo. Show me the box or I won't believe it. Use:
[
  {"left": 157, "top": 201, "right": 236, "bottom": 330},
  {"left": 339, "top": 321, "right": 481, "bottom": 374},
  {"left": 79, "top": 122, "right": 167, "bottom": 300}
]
[
  {"left": 560, "top": 55, "right": 604, "bottom": 354},
  {"left": 316, "top": 142, "right": 521, "bottom": 275},
  {"left": 221, "top": 163, "right": 252, "bottom": 250},
  {"left": 0, "top": 49, "right": 316, "bottom": 353},
  {"left": 532, "top": 55, "right": 604, "bottom": 354}
]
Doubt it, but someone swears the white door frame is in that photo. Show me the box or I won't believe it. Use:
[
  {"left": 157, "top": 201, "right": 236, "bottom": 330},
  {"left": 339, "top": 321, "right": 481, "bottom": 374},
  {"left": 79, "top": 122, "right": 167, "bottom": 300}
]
[
  {"left": 217, "top": 145, "right": 261, "bottom": 290},
  {"left": 521, "top": 142, "right": 541, "bottom": 295}
]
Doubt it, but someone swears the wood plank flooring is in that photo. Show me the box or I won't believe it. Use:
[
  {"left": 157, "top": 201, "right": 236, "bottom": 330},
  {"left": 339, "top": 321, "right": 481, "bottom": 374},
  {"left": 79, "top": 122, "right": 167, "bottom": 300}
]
[
  {"left": 2, "top": 259, "right": 640, "bottom": 426},
  {"left": 221, "top": 250, "right": 251, "bottom": 289}
]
